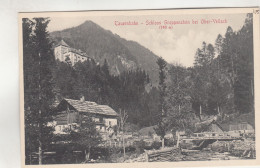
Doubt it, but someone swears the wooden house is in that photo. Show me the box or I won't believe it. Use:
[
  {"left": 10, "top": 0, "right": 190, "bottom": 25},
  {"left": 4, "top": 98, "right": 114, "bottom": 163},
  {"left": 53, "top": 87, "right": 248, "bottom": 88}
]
[
  {"left": 194, "top": 120, "right": 226, "bottom": 137},
  {"left": 222, "top": 113, "right": 255, "bottom": 136},
  {"left": 53, "top": 97, "right": 118, "bottom": 134},
  {"left": 228, "top": 122, "right": 254, "bottom": 135}
]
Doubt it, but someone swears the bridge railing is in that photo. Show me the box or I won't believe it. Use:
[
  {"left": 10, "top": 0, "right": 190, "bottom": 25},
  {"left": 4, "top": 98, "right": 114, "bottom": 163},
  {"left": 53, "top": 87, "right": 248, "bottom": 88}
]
[{"left": 185, "top": 135, "right": 241, "bottom": 140}]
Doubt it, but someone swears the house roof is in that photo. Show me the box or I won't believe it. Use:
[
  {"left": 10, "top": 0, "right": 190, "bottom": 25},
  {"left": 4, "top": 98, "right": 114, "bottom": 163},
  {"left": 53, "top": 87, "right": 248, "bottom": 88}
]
[
  {"left": 64, "top": 98, "right": 118, "bottom": 116},
  {"left": 195, "top": 120, "right": 225, "bottom": 133},
  {"left": 230, "top": 113, "right": 255, "bottom": 127},
  {"left": 139, "top": 126, "right": 156, "bottom": 136}
]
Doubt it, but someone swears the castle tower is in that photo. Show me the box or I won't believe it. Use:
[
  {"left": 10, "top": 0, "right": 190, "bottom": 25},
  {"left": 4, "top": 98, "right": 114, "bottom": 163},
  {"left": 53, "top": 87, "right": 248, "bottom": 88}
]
[
  {"left": 54, "top": 40, "right": 70, "bottom": 62},
  {"left": 54, "top": 39, "right": 90, "bottom": 66}
]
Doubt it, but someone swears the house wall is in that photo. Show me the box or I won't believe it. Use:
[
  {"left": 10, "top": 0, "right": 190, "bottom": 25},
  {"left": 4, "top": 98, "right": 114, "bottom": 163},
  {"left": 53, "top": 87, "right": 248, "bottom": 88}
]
[
  {"left": 54, "top": 123, "right": 79, "bottom": 134},
  {"left": 153, "top": 134, "right": 161, "bottom": 141},
  {"left": 53, "top": 112, "right": 117, "bottom": 134},
  {"left": 229, "top": 123, "right": 254, "bottom": 131},
  {"left": 95, "top": 125, "right": 106, "bottom": 132},
  {"left": 104, "top": 118, "right": 117, "bottom": 127}
]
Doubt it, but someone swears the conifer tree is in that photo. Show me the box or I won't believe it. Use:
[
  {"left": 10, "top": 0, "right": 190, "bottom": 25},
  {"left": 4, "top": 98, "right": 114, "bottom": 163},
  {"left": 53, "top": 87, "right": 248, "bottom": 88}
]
[
  {"left": 154, "top": 57, "right": 168, "bottom": 148},
  {"left": 23, "top": 17, "right": 55, "bottom": 165},
  {"left": 70, "top": 115, "right": 102, "bottom": 162}
]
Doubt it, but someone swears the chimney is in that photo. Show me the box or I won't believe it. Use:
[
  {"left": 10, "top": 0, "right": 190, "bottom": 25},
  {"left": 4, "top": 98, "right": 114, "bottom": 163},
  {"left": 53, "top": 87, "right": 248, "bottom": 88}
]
[{"left": 80, "top": 96, "right": 85, "bottom": 102}]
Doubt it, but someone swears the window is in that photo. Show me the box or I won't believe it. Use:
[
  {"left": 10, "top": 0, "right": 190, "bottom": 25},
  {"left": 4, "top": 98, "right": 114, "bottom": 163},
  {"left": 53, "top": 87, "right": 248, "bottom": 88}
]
[{"left": 109, "top": 121, "right": 112, "bottom": 126}]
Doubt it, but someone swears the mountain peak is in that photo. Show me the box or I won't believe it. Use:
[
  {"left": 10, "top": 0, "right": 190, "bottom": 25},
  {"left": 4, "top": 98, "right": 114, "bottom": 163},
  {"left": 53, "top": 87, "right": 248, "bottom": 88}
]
[{"left": 79, "top": 20, "right": 100, "bottom": 29}]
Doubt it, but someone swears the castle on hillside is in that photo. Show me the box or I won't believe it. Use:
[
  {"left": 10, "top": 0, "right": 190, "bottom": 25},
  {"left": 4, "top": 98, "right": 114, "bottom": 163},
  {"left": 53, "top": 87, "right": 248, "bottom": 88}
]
[{"left": 54, "top": 40, "right": 91, "bottom": 65}]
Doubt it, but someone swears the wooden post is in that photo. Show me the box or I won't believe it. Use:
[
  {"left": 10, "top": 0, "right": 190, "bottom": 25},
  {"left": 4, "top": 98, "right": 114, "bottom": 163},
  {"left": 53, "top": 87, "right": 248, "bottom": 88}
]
[{"left": 145, "top": 152, "right": 149, "bottom": 162}]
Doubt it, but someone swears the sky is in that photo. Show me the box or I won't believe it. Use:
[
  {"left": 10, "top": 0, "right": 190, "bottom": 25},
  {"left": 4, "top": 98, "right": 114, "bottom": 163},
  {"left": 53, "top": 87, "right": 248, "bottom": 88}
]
[{"left": 48, "top": 13, "right": 247, "bottom": 67}]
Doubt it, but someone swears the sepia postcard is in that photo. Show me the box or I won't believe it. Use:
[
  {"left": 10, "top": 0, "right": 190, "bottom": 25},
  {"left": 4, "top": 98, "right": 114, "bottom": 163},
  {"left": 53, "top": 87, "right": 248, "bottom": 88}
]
[{"left": 19, "top": 7, "right": 260, "bottom": 168}]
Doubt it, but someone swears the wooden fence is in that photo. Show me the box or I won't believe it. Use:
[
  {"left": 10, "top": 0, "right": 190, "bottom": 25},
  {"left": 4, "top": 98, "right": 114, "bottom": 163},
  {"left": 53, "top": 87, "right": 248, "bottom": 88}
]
[{"left": 102, "top": 140, "right": 134, "bottom": 148}]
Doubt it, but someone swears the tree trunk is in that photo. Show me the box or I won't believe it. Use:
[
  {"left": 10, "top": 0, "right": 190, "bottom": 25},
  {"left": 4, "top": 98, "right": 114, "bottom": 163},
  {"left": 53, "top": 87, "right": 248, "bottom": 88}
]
[
  {"left": 176, "top": 132, "right": 180, "bottom": 148},
  {"left": 231, "top": 55, "right": 235, "bottom": 77},
  {"left": 84, "top": 150, "right": 87, "bottom": 161},
  {"left": 38, "top": 110, "right": 43, "bottom": 165},
  {"left": 85, "top": 147, "right": 91, "bottom": 162},
  {"left": 251, "top": 79, "right": 254, "bottom": 96},
  {"left": 38, "top": 52, "right": 43, "bottom": 165},
  {"left": 199, "top": 104, "right": 202, "bottom": 121},
  {"left": 29, "top": 152, "right": 32, "bottom": 165},
  {"left": 38, "top": 136, "right": 43, "bottom": 164},
  {"left": 29, "top": 140, "right": 32, "bottom": 165},
  {"left": 149, "top": 108, "right": 153, "bottom": 126},
  {"left": 123, "top": 134, "right": 125, "bottom": 160},
  {"left": 217, "top": 104, "right": 220, "bottom": 115},
  {"left": 39, "top": 142, "right": 42, "bottom": 165},
  {"left": 162, "top": 138, "right": 165, "bottom": 148}
]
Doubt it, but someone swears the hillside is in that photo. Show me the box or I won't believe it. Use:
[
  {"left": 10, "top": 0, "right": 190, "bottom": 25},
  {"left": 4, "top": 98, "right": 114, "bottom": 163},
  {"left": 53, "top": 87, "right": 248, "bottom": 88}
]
[
  {"left": 115, "top": 36, "right": 159, "bottom": 85},
  {"left": 50, "top": 20, "right": 159, "bottom": 84}
]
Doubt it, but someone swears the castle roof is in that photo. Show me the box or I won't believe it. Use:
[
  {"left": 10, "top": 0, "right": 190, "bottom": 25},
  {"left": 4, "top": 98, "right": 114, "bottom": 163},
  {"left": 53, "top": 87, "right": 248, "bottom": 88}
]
[
  {"left": 68, "top": 48, "right": 89, "bottom": 58},
  {"left": 56, "top": 40, "right": 90, "bottom": 58},
  {"left": 57, "top": 39, "right": 70, "bottom": 47}
]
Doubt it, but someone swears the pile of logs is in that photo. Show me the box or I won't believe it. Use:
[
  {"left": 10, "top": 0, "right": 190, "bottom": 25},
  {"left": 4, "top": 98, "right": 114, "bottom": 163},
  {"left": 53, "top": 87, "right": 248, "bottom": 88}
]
[
  {"left": 146, "top": 147, "right": 180, "bottom": 162},
  {"left": 124, "top": 153, "right": 147, "bottom": 163},
  {"left": 124, "top": 147, "right": 181, "bottom": 163}
]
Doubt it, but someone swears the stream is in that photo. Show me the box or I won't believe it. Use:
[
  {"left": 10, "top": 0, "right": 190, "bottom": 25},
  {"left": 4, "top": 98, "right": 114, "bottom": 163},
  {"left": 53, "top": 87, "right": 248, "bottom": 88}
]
[{"left": 179, "top": 150, "right": 242, "bottom": 161}]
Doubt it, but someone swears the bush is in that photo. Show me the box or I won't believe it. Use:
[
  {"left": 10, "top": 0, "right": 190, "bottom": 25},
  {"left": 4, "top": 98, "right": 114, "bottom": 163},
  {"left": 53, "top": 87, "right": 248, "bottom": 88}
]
[
  {"left": 134, "top": 140, "right": 145, "bottom": 154},
  {"left": 151, "top": 141, "right": 161, "bottom": 150},
  {"left": 165, "top": 139, "right": 175, "bottom": 147},
  {"left": 61, "top": 151, "right": 75, "bottom": 164}
]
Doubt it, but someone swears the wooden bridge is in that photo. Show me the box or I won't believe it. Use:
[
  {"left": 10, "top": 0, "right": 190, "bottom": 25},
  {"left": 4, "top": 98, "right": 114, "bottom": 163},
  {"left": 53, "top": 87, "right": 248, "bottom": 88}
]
[{"left": 181, "top": 133, "right": 242, "bottom": 150}]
